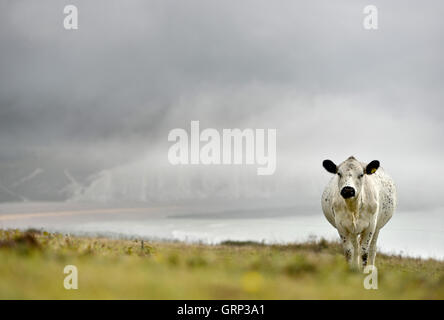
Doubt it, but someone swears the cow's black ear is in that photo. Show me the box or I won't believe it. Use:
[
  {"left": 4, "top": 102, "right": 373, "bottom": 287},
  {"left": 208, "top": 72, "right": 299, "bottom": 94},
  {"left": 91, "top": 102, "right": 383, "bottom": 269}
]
[
  {"left": 323, "top": 160, "right": 337, "bottom": 174},
  {"left": 366, "top": 160, "right": 380, "bottom": 175}
]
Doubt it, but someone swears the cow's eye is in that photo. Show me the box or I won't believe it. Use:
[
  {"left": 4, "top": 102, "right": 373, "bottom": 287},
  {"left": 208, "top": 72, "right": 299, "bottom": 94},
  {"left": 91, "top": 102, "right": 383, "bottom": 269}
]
[
  {"left": 359, "top": 174, "right": 364, "bottom": 178},
  {"left": 337, "top": 173, "right": 342, "bottom": 178}
]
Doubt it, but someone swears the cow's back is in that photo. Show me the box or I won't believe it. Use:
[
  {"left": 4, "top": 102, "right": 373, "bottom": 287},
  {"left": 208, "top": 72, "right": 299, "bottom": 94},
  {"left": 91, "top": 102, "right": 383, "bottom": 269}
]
[
  {"left": 321, "top": 176, "right": 338, "bottom": 228},
  {"left": 373, "top": 168, "right": 397, "bottom": 229}
]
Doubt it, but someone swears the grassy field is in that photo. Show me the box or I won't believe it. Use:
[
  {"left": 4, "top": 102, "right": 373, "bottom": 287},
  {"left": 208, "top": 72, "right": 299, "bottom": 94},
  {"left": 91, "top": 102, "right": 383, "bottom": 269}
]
[{"left": 0, "top": 229, "right": 443, "bottom": 299}]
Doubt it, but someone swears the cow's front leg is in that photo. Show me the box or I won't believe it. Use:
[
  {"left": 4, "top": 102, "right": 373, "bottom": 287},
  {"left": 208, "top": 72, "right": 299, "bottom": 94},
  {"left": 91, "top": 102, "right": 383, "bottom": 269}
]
[
  {"left": 360, "top": 229, "right": 374, "bottom": 267},
  {"left": 339, "top": 232, "right": 360, "bottom": 271},
  {"left": 360, "top": 224, "right": 377, "bottom": 268},
  {"left": 368, "top": 229, "right": 380, "bottom": 266}
]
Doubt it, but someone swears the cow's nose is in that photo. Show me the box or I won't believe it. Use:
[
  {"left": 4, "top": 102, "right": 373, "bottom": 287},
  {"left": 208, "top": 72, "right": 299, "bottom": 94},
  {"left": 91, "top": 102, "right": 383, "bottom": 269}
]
[{"left": 341, "top": 186, "right": 355, "bottom": 199}]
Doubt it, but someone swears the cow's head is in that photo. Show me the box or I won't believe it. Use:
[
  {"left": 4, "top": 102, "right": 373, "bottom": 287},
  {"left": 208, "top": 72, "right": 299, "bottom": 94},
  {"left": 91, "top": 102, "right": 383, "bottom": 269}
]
[{"left": 322, "top": 156, "right": 380, "bottom": 200}]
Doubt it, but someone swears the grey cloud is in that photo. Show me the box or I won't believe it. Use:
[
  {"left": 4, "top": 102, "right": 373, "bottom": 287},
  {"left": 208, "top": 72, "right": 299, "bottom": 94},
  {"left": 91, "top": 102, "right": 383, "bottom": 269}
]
[{"left": 0, "top": 0, "right": 443, "bottom": 210}]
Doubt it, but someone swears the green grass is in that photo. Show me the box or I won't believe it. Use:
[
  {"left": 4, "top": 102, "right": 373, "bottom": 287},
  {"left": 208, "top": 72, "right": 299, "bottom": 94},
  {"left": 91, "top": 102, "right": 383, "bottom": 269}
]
[{"left": 0, "top": 229, "right": 443, "bottom": 299}]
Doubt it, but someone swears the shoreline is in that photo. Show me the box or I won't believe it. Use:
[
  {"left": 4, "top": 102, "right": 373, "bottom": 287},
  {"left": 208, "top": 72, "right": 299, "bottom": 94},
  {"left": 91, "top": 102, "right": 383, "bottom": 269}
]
[{"left": 2, "top": 225, "right": 443, "bottom": 262}]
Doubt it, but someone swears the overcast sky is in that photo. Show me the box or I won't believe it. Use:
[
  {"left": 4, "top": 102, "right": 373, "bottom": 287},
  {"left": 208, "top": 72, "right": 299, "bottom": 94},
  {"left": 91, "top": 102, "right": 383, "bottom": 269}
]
[{"left": 0, "top": 0, "right": 443, "bottom": 210}]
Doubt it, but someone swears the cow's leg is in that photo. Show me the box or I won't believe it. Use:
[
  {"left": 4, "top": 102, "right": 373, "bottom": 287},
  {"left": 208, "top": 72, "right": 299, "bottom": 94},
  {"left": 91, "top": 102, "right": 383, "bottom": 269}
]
[
  {"left": 360, "top": 228, "right": 376, "bottom": 268},
  {"left": 368, "top": 229, "right": 380, "bottom": 267},
  {"left": 339, "top": 232, "right": 360, "bottom": 270},
  {"left": 351, "top": 235, "right": 361, "bottom": 270},
  {"left": 339, "top": 232, "right": 352, "bottom": 264}
]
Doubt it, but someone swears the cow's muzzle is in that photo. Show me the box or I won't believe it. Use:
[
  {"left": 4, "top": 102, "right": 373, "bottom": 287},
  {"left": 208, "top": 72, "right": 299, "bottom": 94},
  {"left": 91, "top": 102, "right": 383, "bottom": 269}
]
[{"left": 341, "top": 186, "right": 355, "bottom": 199}]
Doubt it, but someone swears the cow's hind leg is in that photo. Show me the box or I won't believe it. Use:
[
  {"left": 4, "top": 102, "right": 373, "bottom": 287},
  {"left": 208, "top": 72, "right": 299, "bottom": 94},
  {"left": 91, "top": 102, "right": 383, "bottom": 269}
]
[{"left": 368, "top": 229, "right": 380, "bottom": 267}]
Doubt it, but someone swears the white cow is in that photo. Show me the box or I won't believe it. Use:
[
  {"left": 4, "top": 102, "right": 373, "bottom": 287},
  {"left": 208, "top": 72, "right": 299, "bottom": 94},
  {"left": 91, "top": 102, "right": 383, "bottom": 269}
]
[{"left": 321, "top": 156, "right": 396, "bottom": 270}]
